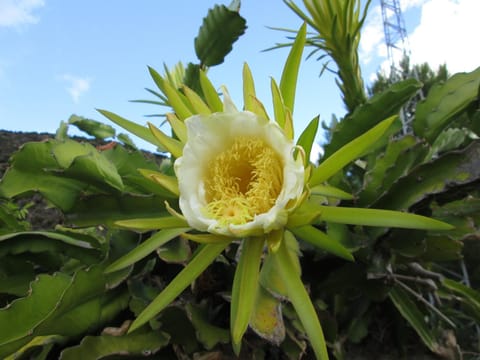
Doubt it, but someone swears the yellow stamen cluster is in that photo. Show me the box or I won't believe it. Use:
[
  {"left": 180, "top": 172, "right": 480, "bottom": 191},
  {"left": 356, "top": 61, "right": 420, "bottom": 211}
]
[{"left": 205, "top": 137, "right": 283, "bottom": 225}]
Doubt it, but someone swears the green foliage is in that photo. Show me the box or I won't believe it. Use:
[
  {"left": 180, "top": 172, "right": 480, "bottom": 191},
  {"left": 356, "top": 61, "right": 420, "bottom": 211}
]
[
  {"left": 323, "top": 78, "right": 421, "bottom": 159},
  {"left": 194, "top": 4, "right": 247, "bottom": 67},
  {"left": 413, "top": 66, "right": 480, "bottom": 142},
  {"left": 368, "top": 54, "right": 450, "bottom": 96}
]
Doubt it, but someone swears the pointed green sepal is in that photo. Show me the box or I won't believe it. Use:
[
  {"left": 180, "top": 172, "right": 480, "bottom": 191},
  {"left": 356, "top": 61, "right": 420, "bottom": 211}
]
[
  {"left": 138, "top": 168, "right": 179, "bottom": 197},
  {"left": 316, "top": 205, "right": 454, "bottom": 230},
  {"left": 105, "top": 227, "right": 190, "bottom": 273},
  {"left": 297, "top": 116, "right": 319, "bottom": 163},
  {"left": 310, "top": 185, "right": 354, "bottom": 200},
  {"left": 271, "top": 237, "right": 329, "bottom": 359},
  {"left": 199, "top": 70, "right": 223, "bottom": 112},
  {"left": 182, "top": 85, "right": 212, "bottom": 115},
  {"left": 166, "top": 113, "right": 187, "bottom": 144},
  {"left": 97, "top": 109, "right": 165, "bottom": 150},
  {"left": 231, "top": 237, "right": 265, "bottom": 355},
  {"left": 148, "top": 122, "right": 183, "bottom": 158},
  {"left": 290, "top": 225, "right": 354, "bottom": 261},
  {"left": 310, "top": 115, "right": 397, "bottom": 186},
  {"left": 128, "top": 242, "right": 229, "bottom": 333},
  {"left": 114, "top": 216, "right": 188, "bottom": 232},
  {"left": 280, "top": 23, "right": 307, "bottom": 114}
]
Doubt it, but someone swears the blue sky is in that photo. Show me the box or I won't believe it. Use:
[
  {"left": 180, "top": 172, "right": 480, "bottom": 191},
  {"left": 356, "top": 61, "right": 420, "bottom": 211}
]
[{"left": 1, "top": 0, "right": 478, "bottom": 159}]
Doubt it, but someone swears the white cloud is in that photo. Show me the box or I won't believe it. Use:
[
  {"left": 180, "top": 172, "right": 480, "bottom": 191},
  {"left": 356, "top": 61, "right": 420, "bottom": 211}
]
[
  {"left": 361, "top": 0, "right": 480, "bottom": 78},
  {"left": 359, "top": 5, "right": 385, "bottom": 65},
  {"left": 400, "top": 0, "right": 427, "bottom": 11},
  {"left": 408, "top": 0, "right": 480, "bottom": 74},
  {"left": 0, "top": 0, "right": 45, "bottom": 28},
  {"left": 62, "top": 74, "right": 92, "bottom": 103}
]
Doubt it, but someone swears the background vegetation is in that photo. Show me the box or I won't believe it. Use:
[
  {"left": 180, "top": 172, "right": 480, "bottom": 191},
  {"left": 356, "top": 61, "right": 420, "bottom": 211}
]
[{"left": 0, "top": 0, "right": 479, "bottom": 359}]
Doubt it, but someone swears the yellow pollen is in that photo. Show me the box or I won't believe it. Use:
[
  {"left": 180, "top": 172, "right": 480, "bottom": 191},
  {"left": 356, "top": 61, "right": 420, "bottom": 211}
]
[{"left": 204, "top": 136, "right": 283, "bottom": 225}]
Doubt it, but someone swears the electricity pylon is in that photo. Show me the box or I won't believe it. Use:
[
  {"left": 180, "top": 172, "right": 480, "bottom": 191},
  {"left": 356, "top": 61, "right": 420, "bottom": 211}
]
[{"left": 380, "top": 0, "right": 423, "bottom": 134}]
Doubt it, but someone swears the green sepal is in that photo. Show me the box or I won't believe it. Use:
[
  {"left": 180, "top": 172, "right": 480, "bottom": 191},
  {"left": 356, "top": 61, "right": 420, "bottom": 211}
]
[
  {"left": 280, "top": 22, "right": 306, "bottom": 114},
  {"left": 297, "top": 116, "right": 319, "bottom": 163},
  {"left": 114, "top": 217, "right": 188, "bottom": 232},
  {"left": 290, "top": 225, "right": 353, "bottom": 261},
  {"left": 310, "top": 115, "right": 397, "bottom": 186},
  {"left": 128, "top": 242, "right": 229, "bottom": 333},
  {"left": 231, "top": 237, "right": 265, "bottom": 355},
  {"left": 199, "top": 70, "right": 223, "bottom": 112},
  {"left": 105, "top": 228, "right": 190, "bottom": 273},
  {"left": 271, "top": 237, "right": 329, "bottom": 359},
  {"left": 315, "top": 205, "right": 454, "bottom": 230},
  {"left": 97, "top": 109, "right": 165, "bottom": 150}
]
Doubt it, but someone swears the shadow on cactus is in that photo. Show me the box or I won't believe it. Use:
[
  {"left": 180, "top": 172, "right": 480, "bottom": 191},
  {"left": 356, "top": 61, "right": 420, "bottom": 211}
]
[{"left": 99, "top": 25, "right": 452, "bottom": 359}]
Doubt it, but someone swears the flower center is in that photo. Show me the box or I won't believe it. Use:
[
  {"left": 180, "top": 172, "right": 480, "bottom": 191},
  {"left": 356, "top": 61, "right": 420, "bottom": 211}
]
[{"left": 204, "top": 136, "right": 283, "bottom": 225}]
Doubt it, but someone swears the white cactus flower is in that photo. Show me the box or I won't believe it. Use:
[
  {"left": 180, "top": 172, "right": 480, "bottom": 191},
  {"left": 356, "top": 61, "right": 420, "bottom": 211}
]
[{"left": 174, "top": 110, "right": 305, "bottom": 238}]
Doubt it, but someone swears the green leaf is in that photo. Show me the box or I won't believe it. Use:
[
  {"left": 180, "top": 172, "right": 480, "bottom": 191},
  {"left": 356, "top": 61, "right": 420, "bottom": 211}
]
[
  {"left": 290, "top": 225, "right": 353, "bottom": 261},
  {"left": 183, "top": 62, "right": 204, "bottom": 97},
  {"left": 105, "top": 228, "right": 189, "bottom": 273},
  {"left": 324, "top": 78, "right": 421, "bottom": 158},
  {"left": 186, "top": 302, "right": 230, "bottom": 350},
  {"left": 6, "top": 335, "right": 64, "bottom": 360},
  {"left": 420, "top": 236, "right": 462, "bottom": 262},
  {"left": 315, "top": 206, "right": 453, "bottom": 230},
  {"left": 157, "top": 237, "right": 191, "bottom": 264},
  {"left": 359, "top": 135, "right": 428, "bottom": 206},
  {"left": 230, "top": 237, "right": 264, "bottom": 354},
  {"left": 194, "top": 4, "right": 247, "bottom": 66},
  {"left": 414, "top": 66, "right": 480, "bottom": 142},
  {"left": 129, "top": 242, "right": 229, "bottom": 333},
  {"left": 443, "top": 278, "right": 480, "bottom": 320},
  {"left": 0, "top": 267, "right": 127, "bottom": 358},
  {"left": 0, "top": 138, "right": 134, "bottom": 209},
  {"left": 65, "top": 194, "right": 169, "bottom": 227},
  {"left": 34, "top": 267, "right": 109, "bottom": 336},
  {"left": 0, "top": 274, "right": 70, "bottom": 351},
  {"left": 68, "top": 115, "right": 116, "bottom": 139},
  {"left": 155, "top": 306, "right": 198, "bottom": 353},
  {"left": 297, "top": 116, "right": 319, "bottom": 163},
  {"left": 279, "top": 23, "right": 306, "bottom": 114},
  {"left": 0, "top": 257, "right": 35, "bottom": 296},
  {"left": 0, "top": 230, "right": 103, "bottom": 264},
  {"left": 427, "top": 127, "right": 471, "bottom": 161},
  {"left": 310, "top": 116, "right": 397, "bottom": 186},
  {"left": 97, "top": 109, "right": 165, "bottom": 150},
  {"left": 373, "top": 140, "right": 480, "bottom": 211},
  {"left": 389, "top": 285, "right": 439, "bottom": 353},
  {"left": 271, "top": 237, "right": 329, "bottom": 360},
  {"left": 52, "top": 141, "right": 124, "bottom": 191},
  {"left": 0, "top": 141, "right": 85, "bottom": 210},
  {"left": 101, "top": 145, "right": 172, "bottom": 196},
  {"left": 59, "top": 331, "right": 170, "bottom": 359}
]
